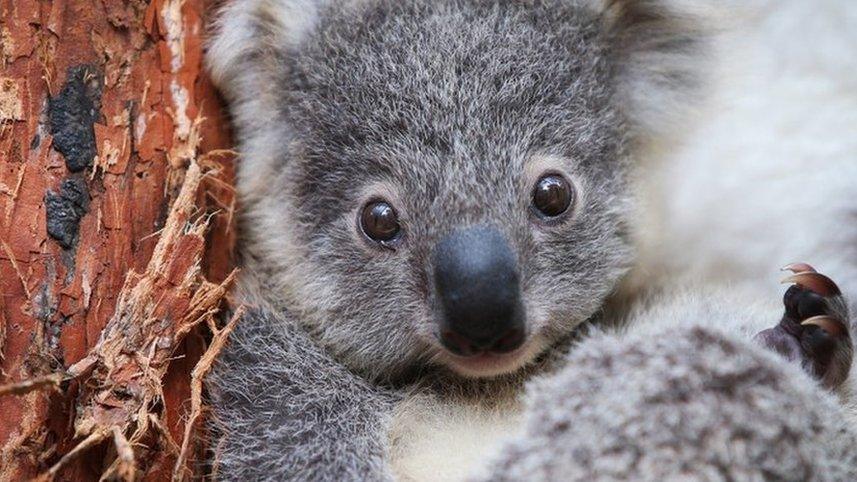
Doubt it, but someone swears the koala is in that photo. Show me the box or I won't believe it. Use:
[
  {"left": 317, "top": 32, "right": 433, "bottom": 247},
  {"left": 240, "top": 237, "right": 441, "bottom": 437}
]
[{"left": 206, "top": 0, "right": 857, "bottom": 480}]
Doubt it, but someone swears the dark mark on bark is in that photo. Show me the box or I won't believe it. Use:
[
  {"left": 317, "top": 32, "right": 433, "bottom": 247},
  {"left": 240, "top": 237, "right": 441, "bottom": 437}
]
[
  {"left": 45, "top": 176, "right": 89, "bottom": 250},
  {"left": 31, "top": 259, "right": 65, "bottom": 371},
  {"left": 30, "top": 132, "right": 41, "bottom": 151},
  {"left": 48, "top": 65, "right": 104, "bottom": 172},
  {"left": 33, "top": 258, "right": 56, "bottom": 324}
]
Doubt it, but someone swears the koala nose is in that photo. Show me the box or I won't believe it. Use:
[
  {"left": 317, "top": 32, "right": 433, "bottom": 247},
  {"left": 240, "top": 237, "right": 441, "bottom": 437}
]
[{"left": 433, "top": 225, "right": 526, "bottom": 356}]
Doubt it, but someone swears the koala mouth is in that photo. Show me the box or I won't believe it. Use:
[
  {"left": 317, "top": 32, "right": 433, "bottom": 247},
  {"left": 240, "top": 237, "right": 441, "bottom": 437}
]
[
  {"left": 437, "top": 336, "right": 546, "bottom": 378},
  {"left": 432, "top": 224, "right": 535, "bottom": 377}
]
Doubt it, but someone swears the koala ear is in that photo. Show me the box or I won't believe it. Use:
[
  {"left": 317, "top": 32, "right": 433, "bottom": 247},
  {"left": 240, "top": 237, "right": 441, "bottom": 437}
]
[
  {"left": 207, "top": 0, "right": 328, "bottom": 200},
  {"left": 598, "top": 0, "right": 711, "bottom": 137},
  {"left": 207, "top": 0, "right": 324, "bottom": 99}
]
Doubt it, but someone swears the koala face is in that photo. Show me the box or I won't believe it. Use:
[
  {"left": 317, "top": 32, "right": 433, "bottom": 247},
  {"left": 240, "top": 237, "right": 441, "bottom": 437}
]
[{"left": 210, "top": 0, "right": 700, "bottom": 381}]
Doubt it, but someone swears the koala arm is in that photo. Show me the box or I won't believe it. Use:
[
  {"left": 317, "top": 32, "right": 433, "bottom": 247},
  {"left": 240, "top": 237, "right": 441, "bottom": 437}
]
[
  {"left": 478, "top": 320, "right": 857, "bottom": 482},
  {"left": 208, "top": 308, "right": 399, "bottom": 481}
]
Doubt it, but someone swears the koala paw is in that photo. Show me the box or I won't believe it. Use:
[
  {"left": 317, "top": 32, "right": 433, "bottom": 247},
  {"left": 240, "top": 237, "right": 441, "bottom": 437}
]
[{"left": 754, "top": 263, "right": 853, "bottom": 390}]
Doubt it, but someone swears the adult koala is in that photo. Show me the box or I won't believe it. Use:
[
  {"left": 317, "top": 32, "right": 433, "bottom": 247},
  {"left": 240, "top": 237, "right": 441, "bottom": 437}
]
[{"left": 206, "top": 0, "right": 857, "bottom": 480}]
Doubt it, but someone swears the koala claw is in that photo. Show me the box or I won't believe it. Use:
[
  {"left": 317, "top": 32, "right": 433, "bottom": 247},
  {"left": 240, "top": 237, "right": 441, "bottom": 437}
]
[
  {"left": 801, "top": 315, "right": 846, "bottom": 337},
  {"left": 781, "top": 271, "right": 841, "bottom": 297},
  {"left": 755, "top": 264, "right": 853, "bottom": 390},
  {"left": 781, "top": 262, "right": 817, "bottom": 274}
]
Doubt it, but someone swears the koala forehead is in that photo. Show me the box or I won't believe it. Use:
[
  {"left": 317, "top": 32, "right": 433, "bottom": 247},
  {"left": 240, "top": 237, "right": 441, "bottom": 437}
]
[{"left": 279, "top": 0, "right": 624, "bottom": 217}]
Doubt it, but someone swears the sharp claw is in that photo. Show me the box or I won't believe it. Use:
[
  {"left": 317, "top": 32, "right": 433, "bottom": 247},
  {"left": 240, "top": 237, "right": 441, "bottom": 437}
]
[
  {"left": 781, "top": 262, "right": 817, "bottom": 274},
  {"left": 781, "top": 272, "right": 842, "bottom": 297},
  {"left": 801, "top": 315, "right": 847, "bottom": 337}
]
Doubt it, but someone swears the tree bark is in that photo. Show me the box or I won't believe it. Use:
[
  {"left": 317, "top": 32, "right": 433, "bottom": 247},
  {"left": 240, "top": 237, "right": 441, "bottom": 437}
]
[{"left": 0, "top": 0, "right": 235, "bottom": 480}]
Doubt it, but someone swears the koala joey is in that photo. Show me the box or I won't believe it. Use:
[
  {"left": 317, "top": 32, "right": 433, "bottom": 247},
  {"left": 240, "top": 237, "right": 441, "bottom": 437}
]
[{"left": 207, "top": 0, "right": 857, "bottom": 480}]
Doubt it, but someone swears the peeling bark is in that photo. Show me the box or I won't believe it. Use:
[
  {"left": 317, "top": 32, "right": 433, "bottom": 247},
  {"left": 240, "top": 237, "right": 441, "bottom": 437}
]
[{"left": 0, "top": 0, "right": 235, "bottom": 480}]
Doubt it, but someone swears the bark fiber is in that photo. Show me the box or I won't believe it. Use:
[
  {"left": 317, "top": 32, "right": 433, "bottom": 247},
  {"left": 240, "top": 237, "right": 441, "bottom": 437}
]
[{"left": 0, "top": 0, "right": 236, "bottom": 479}]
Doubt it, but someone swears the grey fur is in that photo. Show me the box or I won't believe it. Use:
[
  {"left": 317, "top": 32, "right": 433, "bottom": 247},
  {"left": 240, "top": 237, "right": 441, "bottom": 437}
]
[
  {"left": 477, "top": 324, "right": 857, "bottom": 481},
  {"left": 206, "top": 0, "right": 857, "bottom": 480},
  {"left": 209, "top": 308, "right": 399, "bottom": 480}
]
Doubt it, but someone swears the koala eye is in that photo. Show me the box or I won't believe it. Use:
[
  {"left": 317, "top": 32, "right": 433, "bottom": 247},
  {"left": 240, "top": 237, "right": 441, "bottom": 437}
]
[
  {"left": 532, "top": 174, "right": 574, "bottom": 219},
  {"left": 360, "top": 200, "right": 401, "bottom": 244}
]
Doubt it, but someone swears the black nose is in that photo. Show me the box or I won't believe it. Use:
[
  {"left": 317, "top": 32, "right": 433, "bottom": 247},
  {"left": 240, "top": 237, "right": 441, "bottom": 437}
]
[{"left": 433, "top": 225, "right": 526, "bottom": 356}]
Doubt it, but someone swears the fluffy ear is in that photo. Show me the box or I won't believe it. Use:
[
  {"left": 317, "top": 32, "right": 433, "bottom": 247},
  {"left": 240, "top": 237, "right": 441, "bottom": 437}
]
[
  {"left": 207, "top": 0, "right": 328, "bottom": 199},
  {"left": 598, "top": 0, "right": 712, "bottom": 137},
  {"left": 207, "top": 0, "right": 324, "bottom": 99}
]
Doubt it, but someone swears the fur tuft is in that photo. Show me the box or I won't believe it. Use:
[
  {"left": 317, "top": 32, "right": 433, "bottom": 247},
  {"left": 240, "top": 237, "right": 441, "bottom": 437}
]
[
  {"left": 208, "top": 309, "right": 399, "bottom": 480},
  {"left": 599, "top": 0, "right": 713, "bottom": 136},
  {"left": 206, "top": 0, "right": 326, "bottom": 200},
  {"left": 478, "top": 324, "right": 857, "bottom": 481},
  {"left": 207, "top": 0, "right": 323, "bottom": 97}
]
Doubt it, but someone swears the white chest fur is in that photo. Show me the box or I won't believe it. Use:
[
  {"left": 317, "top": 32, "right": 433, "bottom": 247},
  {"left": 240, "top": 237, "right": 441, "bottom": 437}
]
[{"left": 388, "top": 392, "right": 525, "bottom": 482}]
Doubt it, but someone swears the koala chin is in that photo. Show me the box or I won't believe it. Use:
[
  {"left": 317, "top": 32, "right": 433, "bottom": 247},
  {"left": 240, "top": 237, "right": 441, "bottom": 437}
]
[{"left": 207, "top": 0, "right": 857, "bottom": 480}]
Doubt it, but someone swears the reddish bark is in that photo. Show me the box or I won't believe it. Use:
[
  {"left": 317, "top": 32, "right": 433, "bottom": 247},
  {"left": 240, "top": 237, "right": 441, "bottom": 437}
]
[{"left": 0, "top": 0, "right": 235, "bottom": 479}]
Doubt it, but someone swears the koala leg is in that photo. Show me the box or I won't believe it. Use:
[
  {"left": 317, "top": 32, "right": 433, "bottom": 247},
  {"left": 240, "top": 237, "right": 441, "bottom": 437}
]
[
  {"left": 476, "top": 325, "right": 857, "bottom": 482},
  {"left": 755, "top": 263, "right": 853, "bottom": 390},
  {"left": 208, "top": 308, "right": 399, "bottom": 481}
]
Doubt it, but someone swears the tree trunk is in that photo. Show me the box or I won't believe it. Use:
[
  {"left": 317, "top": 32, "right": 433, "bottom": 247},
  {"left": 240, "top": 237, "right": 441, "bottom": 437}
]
[{"left": 0, "top": 0, "right": 235, "bottom": 480}]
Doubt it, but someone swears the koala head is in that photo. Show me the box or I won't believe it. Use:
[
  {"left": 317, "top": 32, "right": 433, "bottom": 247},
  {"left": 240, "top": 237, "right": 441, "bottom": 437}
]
[{"left": 209, "top": 0, "right": 702, "bottom": 381}]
